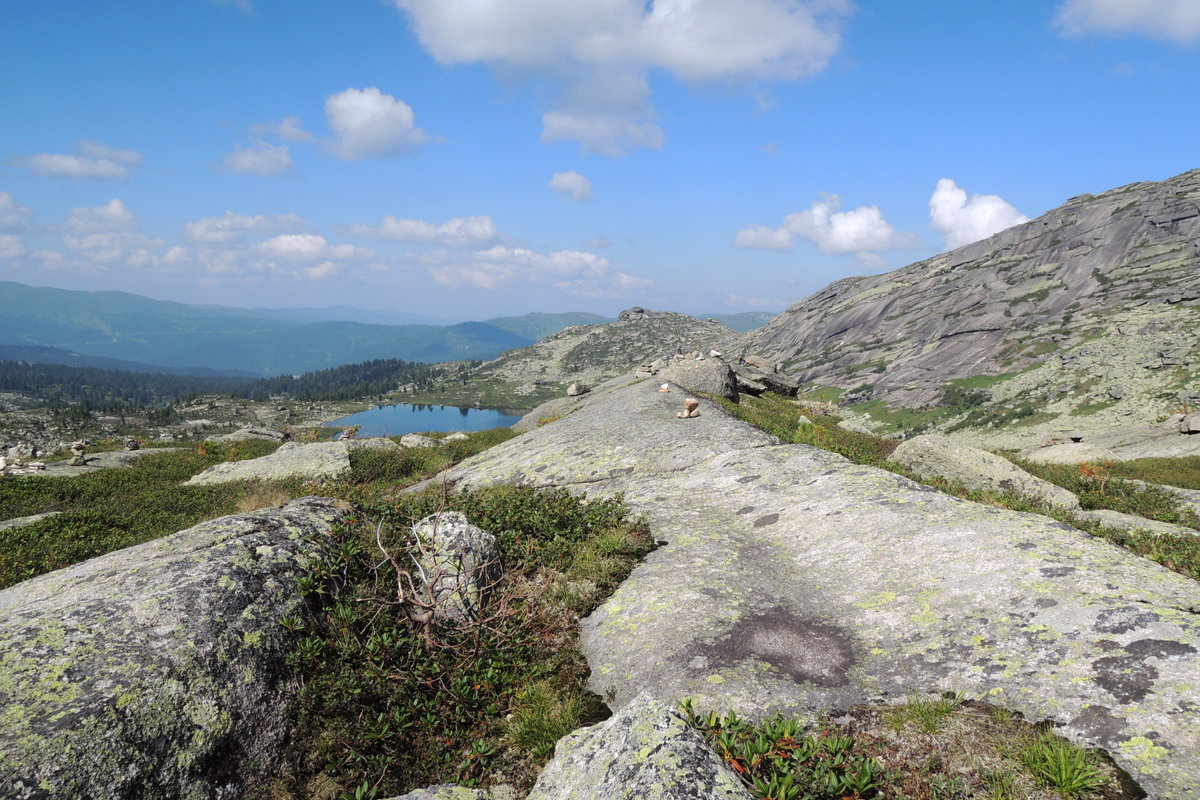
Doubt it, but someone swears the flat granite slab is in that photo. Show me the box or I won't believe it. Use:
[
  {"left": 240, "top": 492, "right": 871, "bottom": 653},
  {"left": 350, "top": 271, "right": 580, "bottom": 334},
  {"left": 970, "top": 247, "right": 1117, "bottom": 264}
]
[{"left": 437, "top": 373, "right": 1200, "bottom": 799}]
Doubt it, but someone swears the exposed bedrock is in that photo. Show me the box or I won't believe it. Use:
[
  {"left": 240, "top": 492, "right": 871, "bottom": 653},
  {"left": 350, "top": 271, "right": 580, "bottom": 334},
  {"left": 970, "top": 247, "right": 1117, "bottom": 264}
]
[
  {"left": 0, "top": 496, "right": 356, "bottom": 800},
  {"left": 436, "top": 373, "right": 1200, "bottom": 799}
]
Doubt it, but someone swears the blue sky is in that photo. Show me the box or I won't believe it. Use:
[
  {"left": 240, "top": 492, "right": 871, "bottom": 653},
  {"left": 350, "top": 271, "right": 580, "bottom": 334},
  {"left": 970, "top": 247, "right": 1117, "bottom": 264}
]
[{"left": 1, "top": 1, "right": 1197, "bottom": 321}]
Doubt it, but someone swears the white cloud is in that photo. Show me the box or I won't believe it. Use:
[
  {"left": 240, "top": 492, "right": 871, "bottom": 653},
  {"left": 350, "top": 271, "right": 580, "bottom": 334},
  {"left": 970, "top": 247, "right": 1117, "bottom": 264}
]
[
  {"left": 391, "top": 0, "right": 853, "bottom": 154},
  {"left": 548, "top": 170, "right": 594, "bottom": 202},
  {"left": 1055, "top": 0, "right": 1200, "bottom": 43},
  {"left": 0, "top": 192, "right": 34, "bottom": 231},
  {"left": 324, "top": 87, "right": 428, "bottom": 161},
  {"left": 735, "top": 195, "right": 920, "bottom": 254},
  {"left": 219, "top": 139, "right": 294, "bottom": 176},
  {"left": 185, "top": 211, "right": 307, "bottom": 243},
  {"left": 66, "top": 198, "right": 139, "bottom": 234},
  {"left": 63, "top": 232, "right": 166, "bottom": 265},
  {"left": 343, "top": 215, "right": 500, "bottom": 247},
  {"left": 250, "top": 116, "right": 314, "bottom": 142},
  {"left": 0, "top": 234, "right": 27, "bottom": 259},
  {"left": 253, "top": 234, "right": 373, "bottom": 264},
  {"left": 929, "top": 178, "right": 1029, "bottom": 250},
  {"left": 9, "top": 140, "right": 143, "bottom": 179},
  {"left": 423, "top": 244, "right": 650, "bottom": 295},
  {"left": 733, "top": 223, "right": 795, "bottom": 250}
]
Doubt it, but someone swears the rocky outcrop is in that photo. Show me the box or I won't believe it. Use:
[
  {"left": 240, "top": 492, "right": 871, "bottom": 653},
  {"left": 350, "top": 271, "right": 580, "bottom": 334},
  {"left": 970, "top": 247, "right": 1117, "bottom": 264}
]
[
  {"left": 412, "top": 511, "right": 503, "bottom": 625},
  {"left": 0, "top": 497, "right": 356, "bottom": 799},
  {"left": 658, "top": 356, "right": 739, "bottom": 402},
  {"left": 186, "top": 440, "right": 350, "bottom": 485},
  {"left": 434, "top": 372, "right": 1199, "bottom": 798},
  {"left": 892, "top": 433, "right": 1079, "bottom": 508},
  {"left": 1073, "top": 509, "right": 1199, "bottom": 538},
  {"left": 525, "top": 694, "right": 751, "bottom": 800}
]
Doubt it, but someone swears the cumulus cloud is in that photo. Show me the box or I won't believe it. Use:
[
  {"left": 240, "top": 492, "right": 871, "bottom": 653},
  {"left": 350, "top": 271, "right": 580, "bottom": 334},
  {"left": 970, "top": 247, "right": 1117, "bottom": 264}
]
[
  {"left": 253, "top": 234, "right": 372, "bottom": 263},
  {"left": 735, "top": 195, "right": 920, "bottom": 254},
  {"left": 0, "top": 234, "right": 27, "bottom": 260},
  {"left": 0, "top": 192, "right": 34, "bottom": 231},
  {"left": 219, "top": 139, "right": 294, "bottom": 176},
  {"left": 391, "top": 0, "right": 853, "bottom": 154},
  {"left": 422, "top": 244, "right": 651, "bottom": 296},
  {"left": 548, "top": 170, "right": 594, "bottom": 202},
  {"left": 9, "top": 140, "right": 143, "bottom": 179},
  {"left": 66, "top": 198, "right": 139, "bottom": 234},
  {"left": 1054, "top": 0, "right": 1200, "bottom": 42},
  {"left": 250, "top": 116, "right": 314, "bottom": 142},
  {"left": 929, "top": 179, "right": 1029, "bottom": 250},
  {"left": 343, "top": 215, "right": 500, "bottom": 247},
  {"left": 185, "top": 211, "right": 307, "bottom": 243},
  {"left": 324, "top": 87, "right": 428, "bottom": 161}
]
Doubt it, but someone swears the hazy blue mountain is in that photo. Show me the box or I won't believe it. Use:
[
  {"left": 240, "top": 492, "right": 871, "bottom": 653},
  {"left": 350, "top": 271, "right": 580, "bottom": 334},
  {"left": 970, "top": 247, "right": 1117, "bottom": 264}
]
[
  {"left": 483, "top": 311, "right": 612, "bottom": 341},
  {"left": 0, "top": 282, "right": 530, "bottom": 375},
  {"left": 0, "top": 344, "right": 250, "bottom": 376},
  {"left": 239, "top": 305, "right": 454, "bottom": 326}
]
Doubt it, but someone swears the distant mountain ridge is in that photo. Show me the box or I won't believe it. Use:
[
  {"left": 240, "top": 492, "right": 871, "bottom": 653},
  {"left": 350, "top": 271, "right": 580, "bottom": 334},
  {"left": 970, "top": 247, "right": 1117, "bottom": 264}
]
[
  {"left": 737, "top": 168, "right": 1200, "bottom": 445},
  {"left": 0, "top": 283, "right": 612, "bottom": 376}
]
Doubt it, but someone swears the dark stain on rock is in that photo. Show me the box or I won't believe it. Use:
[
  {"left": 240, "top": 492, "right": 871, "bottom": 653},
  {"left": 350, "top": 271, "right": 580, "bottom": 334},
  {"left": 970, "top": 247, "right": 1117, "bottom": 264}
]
[
  {"left": 737, "top": 474, "right": 761, "bottom": 484},
  {"left": 1035, "top": 598, "right": 1058, "bottom": 608},
  {"left": 735, "top": 506, "right": 756, "bottom": 515},
  {"left": 753, "top": 514, "right": 780, "bottom": 528},
  {"left": 1125, "top": 639, "right": 1197, "bottom": 660},
  {"left": 708, "top": 607, "right": 855, "bottom": 687},
  {"left": 1015, "top": 542, "right": 1037, "bottom": 550},
  {"left": 610, "top": 466, "right": 636, "bottom": 477},
  {"left": 1095, "top": 607, "right": 1159, "bottom": 634},
  {"left": 1070, "top": 705, "right": 1129, "bottom": 744},
  {"left": 1093, "top": 656, "right": 1158, "bottom": 703},
  {"left": 534, "top": 465, "right": 548, "bottom": 473},
  {"left": 1040, "top": 566, "right": 1076, "bottom": 578}
]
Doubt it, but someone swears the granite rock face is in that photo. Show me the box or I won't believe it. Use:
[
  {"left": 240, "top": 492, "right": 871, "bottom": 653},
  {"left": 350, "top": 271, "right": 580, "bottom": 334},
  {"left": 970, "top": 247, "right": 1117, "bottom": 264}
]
[
  {"left": 526, "top": 694, "right": 752, "bottom": 800},
  {"left": 892, "top": 433, "right": 1079, "bottom": 508},
  {"left": 0, "top": 496, "right": 356, "bottom": 800},
  {"left": 435, "top": 374, "right": 1200, "bottom": 798},
  {"left": 185, "top": 440, "right": 351, "bottom": 485}
]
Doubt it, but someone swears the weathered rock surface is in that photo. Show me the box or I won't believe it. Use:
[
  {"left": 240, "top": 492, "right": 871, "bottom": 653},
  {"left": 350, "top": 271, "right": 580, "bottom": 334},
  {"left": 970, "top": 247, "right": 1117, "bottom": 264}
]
[
  {"left": 217, "top": 426, "right": 290, "bottom": 442},
  {"left": 389, "top": 786, "right": 500, "bottom": 800},
  {"left": 0, "top": 496, "right": 356, "bottom": 799},
  {"left": 401, "top": 433, "right": 439, "bottom": 448},
  {"left": 435, "top": 374, "right": 1200, "bottom": 798},
  {"left": 526, "top": 694, "right": 751, "bottom": 800},
  {"left": 0, "top": 511, "right": 60, "bottom": 532},
  {"left": 659, "top": 357, "right": 740, "bottom": 402},
  {"left": 185, "top": 440, "right": 350, "bottom": 485},
  {"left": 892, "top": 434, "right": 1079, "bottom": 508},
  {"left": 1018, "top": 441, "right": 1121, "bottom": 465},
  {"left": 412, "top": 511, "right": 503, "bottom": 625},
  {"left": 1073, "top": 508, "right": 1199, "bottom": 538}
]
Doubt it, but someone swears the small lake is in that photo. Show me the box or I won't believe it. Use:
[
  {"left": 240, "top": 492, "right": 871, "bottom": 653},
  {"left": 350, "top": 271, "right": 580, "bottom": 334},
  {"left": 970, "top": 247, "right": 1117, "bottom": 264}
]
[{"left": 325, "top": 403, "right": 526, "bottom": 437}]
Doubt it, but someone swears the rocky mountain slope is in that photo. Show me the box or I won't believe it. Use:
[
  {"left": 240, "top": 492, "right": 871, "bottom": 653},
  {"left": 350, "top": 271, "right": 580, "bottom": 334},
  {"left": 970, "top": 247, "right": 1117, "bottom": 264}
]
[
  {"left": 738, "top": 169, "right": 1200, "bottom": 446},
  {"left": 412, "top": 308, "right": 736, "bottom": 408}
]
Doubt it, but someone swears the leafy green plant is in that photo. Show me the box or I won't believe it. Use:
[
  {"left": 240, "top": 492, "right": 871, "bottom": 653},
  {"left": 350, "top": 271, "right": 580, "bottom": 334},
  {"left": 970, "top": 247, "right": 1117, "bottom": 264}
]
[
  {"left": 680, "top": 700, "right": 883, "bottom": 800},
  {"left": 1018, "top": 731, "right": 1105, "bottom": 798},
  {"left": 885, "top": 692, "right": 964, "bottom": 734}
]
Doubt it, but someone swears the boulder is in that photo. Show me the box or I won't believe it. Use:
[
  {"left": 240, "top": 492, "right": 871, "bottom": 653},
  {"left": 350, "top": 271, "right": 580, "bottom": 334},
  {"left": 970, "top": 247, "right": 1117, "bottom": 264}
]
[
  {"left": 1182, "top": 413, "right": 1200, "bottom": 434},
  {"left": 735, "top": 375, "right": 766, "bottom": 396},
  {"left": 891, "top": 434, "right": 1079, "bottom": 509},
  {"left": 401, "top": 433, "right": 440, "bottom": 448},
  {"left": 432, "top": 377, "right": 1200, "bottom": 798},
  {"left": 566, "top": 382, "right": 590, "bottom": 397},
  {"left": 444, "top": 431, "right": 470, "bottom": 442},
  {"left": 185, "top": 440, "right": 351, "bottom": 485},
  {"left": 836, "top": 418, "right": 874, "bottom": 434},
  {"left": 123, "top": 438, "right": 140, "bottom": 451},
  {"left": 659, "top": 358, "right": 739, "bottom": 403},
  {"left": 345, "top": 436, "right": 402, "bottom": 451},
  {"left": 1018, "top": 442, "right": 1121, "bottom": 464},
  {"left": 743, "top": 355, "right": 776, "bottom": 373},
  {"left": 389, "top": 786, "right": 503, "bottom": 800},
  {"left": 1073, "top": 509, "right": 1199, "bottom": 538},
  {"left": 412, "top": 511, "right": 503, "bottom": 625},
  {"left": 0, "top": 511, "right": 61, "bottom": 532},
  {"left": 526, "top": 694, "right": 752, "bottom": 800},
  {"left": 0, "top": 497, "right": 356, "bottom": 799},
  {"left": 217, "top": 426, "right": 289, "bottom": 442}
]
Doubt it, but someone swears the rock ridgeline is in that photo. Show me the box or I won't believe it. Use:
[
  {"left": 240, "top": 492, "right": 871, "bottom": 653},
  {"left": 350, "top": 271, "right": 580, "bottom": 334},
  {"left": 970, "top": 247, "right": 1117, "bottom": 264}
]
[{"left": 737, "top": 168, "right": 1200, "bottom": 424}]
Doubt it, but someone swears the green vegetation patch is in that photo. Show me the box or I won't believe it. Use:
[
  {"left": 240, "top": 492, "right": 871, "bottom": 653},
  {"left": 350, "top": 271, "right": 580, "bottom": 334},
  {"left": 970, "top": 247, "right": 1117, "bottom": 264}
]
[
  {"left": 0, "top": 438, "right": 286, "bottom": 588},
  {"left": 684, "top": 697, "right": 1136, "bottom": 800},
  {"left": 276, "top": 484, "right": 654, "bottom": 799}
]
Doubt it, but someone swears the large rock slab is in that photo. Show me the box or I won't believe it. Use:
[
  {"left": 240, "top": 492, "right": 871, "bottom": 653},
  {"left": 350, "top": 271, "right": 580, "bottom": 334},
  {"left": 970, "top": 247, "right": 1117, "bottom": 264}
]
[
  {"left": 185, "top": 440, "right": 351, "bottom": 485},
  {"left": 893, "top": 433, "right": 1079, "bottom": 508},
  {"left": 436, "top": 375, "right": 1200, "bottom": 798},
  {"left": 1074, "top": 508, "right": 1200, "bottom": 538},
  {"left": 658, "top": 357, "right": 739, "bottom": 402},
  {"left": 526, "top": 694, "right": 751, "bottom": 800},
  {"left": 0, "top": 496, "right": 356, "bottom": 799}
]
